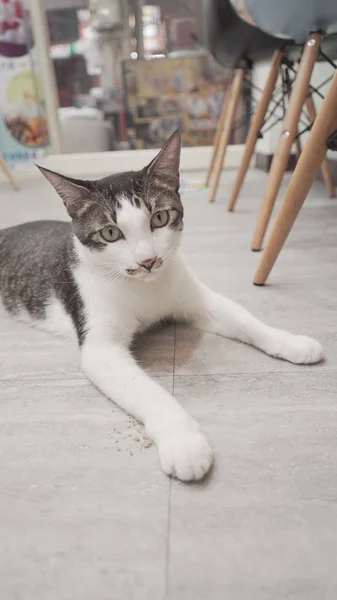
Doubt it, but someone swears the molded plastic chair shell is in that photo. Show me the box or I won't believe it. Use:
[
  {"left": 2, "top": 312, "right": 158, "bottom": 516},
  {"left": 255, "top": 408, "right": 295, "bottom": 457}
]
[{"left": 202, "top": 0, "right": 290, "bottom": 69}]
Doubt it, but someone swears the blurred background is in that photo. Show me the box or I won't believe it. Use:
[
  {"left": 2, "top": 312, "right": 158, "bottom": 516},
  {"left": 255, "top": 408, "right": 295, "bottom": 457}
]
[{"left": 0, "top": 0, "right": 250, "bottom": 167}]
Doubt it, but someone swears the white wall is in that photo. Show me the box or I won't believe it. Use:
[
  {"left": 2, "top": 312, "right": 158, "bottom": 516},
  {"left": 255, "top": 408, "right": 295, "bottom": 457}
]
[{"left": 43, "top": 0, "right": 88, "bottom": 8}]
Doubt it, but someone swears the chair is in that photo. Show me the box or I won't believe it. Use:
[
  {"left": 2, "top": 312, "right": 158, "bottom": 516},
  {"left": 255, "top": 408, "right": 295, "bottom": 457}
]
[
  {"left": 228, "top": 49, "right": 336, "bottom": 212},
  {"left": 241, "top": 0, "right": 337, "bottom": 252},
  {"left": 245, "top": 0, "right": 337, "bottom": 45},
  {"left": 253, "top": 69, "right": 337, "bottom": 284},
  {"left": 228, "top": 52, "right": 335, "bottom": 212},
  {"left": 244, "top": 0, "right": 337, "bottom": 283},
  {"left": 202, "top": 0, "right": 288, "bottom": 203}
]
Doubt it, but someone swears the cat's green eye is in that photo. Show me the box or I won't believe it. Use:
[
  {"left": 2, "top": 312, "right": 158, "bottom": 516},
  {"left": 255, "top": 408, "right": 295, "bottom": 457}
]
[
  {"left": 100, "top": 225, "right": 123, "bottom": 243},
  {"left": 151, "top": 210, "right": 169, "bottom": 229}
]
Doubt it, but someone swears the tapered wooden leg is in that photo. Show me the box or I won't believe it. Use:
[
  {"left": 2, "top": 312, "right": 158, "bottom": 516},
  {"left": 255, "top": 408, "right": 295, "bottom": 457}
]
[
  {"left": 205, "top": 85, "right": 231, "bottom": 187},
  {"left": 228, "top": 51, "right": 283, "bottom": 211},
  {"left": 251, "top": 33, "right": 321, "bottom": 251},
  {"left": 253, "top": 70, "right": 337, "bottom": 285},
  {"left": 209, "top": 67, "right": 244, "bottom": 203},
  {"left": 305, "top": 94, "right": 336, "bottom": 198},
  {"left": 0, "top": 154, "right": 19, "bottom": 190},
  {"left": 286, "top": 89, "right": 302, "bottom": 163},
  {"left": 295, "top": 134, "right": 302, "bottom": 162}
]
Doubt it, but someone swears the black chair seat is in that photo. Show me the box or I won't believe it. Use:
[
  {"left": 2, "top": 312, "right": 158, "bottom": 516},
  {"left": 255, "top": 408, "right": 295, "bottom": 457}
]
[{"left": 202, "top": 0, "right": 293, "bottom": 69}]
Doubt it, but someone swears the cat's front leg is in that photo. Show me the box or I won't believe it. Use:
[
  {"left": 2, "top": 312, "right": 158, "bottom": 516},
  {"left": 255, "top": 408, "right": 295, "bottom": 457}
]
[
  {"left": 174, "top": 265, "right": 323, "bottom": 364},
  {"left": 81, "top": 332, "right": 213, "bottom": 481}
]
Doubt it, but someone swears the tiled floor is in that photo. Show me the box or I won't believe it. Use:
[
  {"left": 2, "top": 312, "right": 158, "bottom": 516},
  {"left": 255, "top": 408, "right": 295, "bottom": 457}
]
[{"left": 1, "top": 167, "right": 337, "bottom": 600}]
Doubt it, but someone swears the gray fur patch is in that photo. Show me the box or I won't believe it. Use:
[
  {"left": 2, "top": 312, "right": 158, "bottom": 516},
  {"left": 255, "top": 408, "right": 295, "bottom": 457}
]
[{"left": 0, "top": 221, "right": 87, "bottom": 344}]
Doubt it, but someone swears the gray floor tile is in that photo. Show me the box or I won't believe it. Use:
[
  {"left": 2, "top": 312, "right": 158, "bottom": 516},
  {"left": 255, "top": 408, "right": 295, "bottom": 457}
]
[
  {"left": 133, "top": 323, "right": 175, "bottom": 375},
  {"left": 0, "top": 316, "right": 82, "bottom": 381},
  {"left": 0, "top": 315, "right": 175, "bottom": 381},
  {"left": 0, "top": 378, "right": 171, "bottom": 600},
  {"left": 167, "top": 372, "right": 337, "bottom": 599}
]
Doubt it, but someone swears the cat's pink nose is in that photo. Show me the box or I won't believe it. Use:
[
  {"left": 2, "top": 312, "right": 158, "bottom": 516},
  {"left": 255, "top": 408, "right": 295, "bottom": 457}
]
[{"left": 137, "top": 257, "right": 157, "bottom": 272}]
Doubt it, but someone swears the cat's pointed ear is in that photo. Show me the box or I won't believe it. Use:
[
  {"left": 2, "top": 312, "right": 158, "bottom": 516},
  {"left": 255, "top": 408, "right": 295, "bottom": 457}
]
[
  {"left": 37, "top": 165, "right": 91, "bottom": 218},
  {"left": 145, "top": 129, "right": 181, "bottom": 189}
]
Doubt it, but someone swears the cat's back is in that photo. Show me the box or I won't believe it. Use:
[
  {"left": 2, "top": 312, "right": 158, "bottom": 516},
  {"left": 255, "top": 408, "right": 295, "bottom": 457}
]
[
  {"left": 0, "top": 220, "right": 71, "bottom": 261},
  {"left": 0, "top": 220, "right": 83, "bottom": 339},
  {"left": 0, "top": 220, "right": 72, "bottom": 292}
]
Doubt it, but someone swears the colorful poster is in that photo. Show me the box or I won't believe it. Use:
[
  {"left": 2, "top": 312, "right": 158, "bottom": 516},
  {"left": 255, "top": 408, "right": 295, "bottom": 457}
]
[
  {"left": 123, "top": 54, "right": 250, "bottom": 149},
  {"left": 0, "top": 0, "right": 50, "bottom": 167}
]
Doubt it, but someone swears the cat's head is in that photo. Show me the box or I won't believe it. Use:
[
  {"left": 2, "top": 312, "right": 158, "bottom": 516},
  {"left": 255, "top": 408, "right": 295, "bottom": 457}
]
[{"left": 38, "top": 131, "right": 183, "bottom": 281}]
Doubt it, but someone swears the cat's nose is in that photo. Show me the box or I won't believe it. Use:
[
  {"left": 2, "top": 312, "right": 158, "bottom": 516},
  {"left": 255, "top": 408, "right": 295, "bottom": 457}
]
[{"left": 137, "top": 257, "right": 157, "bottom": 272}]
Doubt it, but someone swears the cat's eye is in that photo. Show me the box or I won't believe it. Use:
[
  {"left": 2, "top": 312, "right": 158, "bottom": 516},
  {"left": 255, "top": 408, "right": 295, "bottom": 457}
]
[
  {"left": 100, "top": 225, "right": 123, "bottom": 243},
  {"left": 151, "top": 210, "right": 169, "bottom": 229}
]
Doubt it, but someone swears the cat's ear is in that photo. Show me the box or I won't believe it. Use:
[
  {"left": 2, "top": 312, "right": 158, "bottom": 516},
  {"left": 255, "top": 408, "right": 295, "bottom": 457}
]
[
  {"left": 145, "top": 129, "right": 181, "bottom": 189},
  {"left": 37, "top": 165, "right": 91, "bottom": 219}
]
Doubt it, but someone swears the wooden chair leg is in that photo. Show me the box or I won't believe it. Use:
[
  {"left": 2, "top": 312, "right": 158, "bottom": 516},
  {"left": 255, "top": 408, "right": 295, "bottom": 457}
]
[
  {"left": 294, "top": 134, "right": 302, "bottom": 162},
  {"left": 209, "top": 67, "right": 245, "bottom": 203},
  {"left": 251, "top": 33, "right": 321, "bottom": 251},
  {"left": 228, "top": 50, "right": 283, "bottom": 212},
  {"left": 0, "top": 154, "right": 19, "bottom": 190},
  {"left": 205, "top": 85, "right": 231, "bottom": 187},
  {"left": 286, "top": 90, "right": 302, "bottom": 162},
  {"left": 320, "top": 155, "right": 336, "bottom": 198},
  {"left": 253, "top": 70, "right": 337, "bottom": 286},
  {"left": 305, "top": 94, "right": 336, "bottom": 198}
]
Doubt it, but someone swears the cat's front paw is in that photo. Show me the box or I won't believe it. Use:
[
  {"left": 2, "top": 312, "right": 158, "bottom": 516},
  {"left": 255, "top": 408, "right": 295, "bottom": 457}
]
[
  {"left": 157, "top": 425, "right": 213, "bottom": 482},
  {"left": 271, "top": 333, "right": 323, "bottom": 365}
]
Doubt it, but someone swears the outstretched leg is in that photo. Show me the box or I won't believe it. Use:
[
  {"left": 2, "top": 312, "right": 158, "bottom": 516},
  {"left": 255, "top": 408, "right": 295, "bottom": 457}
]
[
  {"left": 81, "top": 329, "right": 213, "bottom": 481},
  {"left": 173, "top": 261, "right": 323, "bottom": 364}
]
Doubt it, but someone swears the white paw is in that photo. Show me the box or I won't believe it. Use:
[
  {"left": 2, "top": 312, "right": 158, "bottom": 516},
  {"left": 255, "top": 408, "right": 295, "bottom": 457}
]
[
  {"left": 271, "top": 333, "right": 323, "bottom": 365},
  {"left": 157, "top": 424, "right": 213, "bottom": 482}
]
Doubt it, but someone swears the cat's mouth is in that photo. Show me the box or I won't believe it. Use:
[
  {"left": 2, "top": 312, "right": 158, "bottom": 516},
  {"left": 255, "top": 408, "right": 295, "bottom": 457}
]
[{"left": 126, "top": 257, "right": 163, "bottom": 278}]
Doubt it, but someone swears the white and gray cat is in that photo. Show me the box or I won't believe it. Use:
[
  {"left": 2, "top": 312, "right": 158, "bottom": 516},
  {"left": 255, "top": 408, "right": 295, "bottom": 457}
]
[{"left": 0, "top": 131, "right": 323, "bottom": 481}]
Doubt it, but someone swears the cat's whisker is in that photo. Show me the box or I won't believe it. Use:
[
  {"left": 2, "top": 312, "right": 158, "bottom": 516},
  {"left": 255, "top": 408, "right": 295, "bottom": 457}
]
[{"left": 97, "top": 268, "right": 127, "bottom": 285}]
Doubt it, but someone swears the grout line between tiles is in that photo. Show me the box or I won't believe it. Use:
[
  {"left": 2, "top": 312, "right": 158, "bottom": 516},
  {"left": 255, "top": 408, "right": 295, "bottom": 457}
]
[
  {"left": 170, "top": 367, "right": 337, "bottom": 378},
  {"left": 164, "top": 323, "right": 177, "bottom": 600},
  {"left": 164, "top": 480, "right": 172, "bottom": 600},
  {"left": 0, "top": 368, "right": 335, "bottom": 385},
  {"left": 172, "top": 325, "right": 177, "bottom": 396},
  {"left": 0, "top": 373, "right": 172, "bottom": 383}
]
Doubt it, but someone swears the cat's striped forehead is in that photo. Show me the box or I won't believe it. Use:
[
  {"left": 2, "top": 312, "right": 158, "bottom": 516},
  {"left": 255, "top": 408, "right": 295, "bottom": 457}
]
[
  {"left": 94, "top": 171, "right": 182, "bottom": 222},
  {"left": 72, "top": 177, "right": 183, "bottom": 249}
]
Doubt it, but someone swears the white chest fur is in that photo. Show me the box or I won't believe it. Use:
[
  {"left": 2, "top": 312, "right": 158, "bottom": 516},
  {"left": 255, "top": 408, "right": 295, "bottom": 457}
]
[{"left": 74, "top": 256, "right": 186, "bottom": 341}]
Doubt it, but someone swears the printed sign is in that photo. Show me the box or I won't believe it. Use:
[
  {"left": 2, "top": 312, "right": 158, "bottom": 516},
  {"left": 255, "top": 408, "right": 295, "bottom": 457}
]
[{"left": 0, "top": 0, "right": 50, "bottom": 166}]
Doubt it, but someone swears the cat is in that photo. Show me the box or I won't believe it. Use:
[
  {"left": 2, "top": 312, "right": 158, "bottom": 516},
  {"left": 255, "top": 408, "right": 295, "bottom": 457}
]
[{"left": 0, "top": 131, "right": 323, "bottom": 482}]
